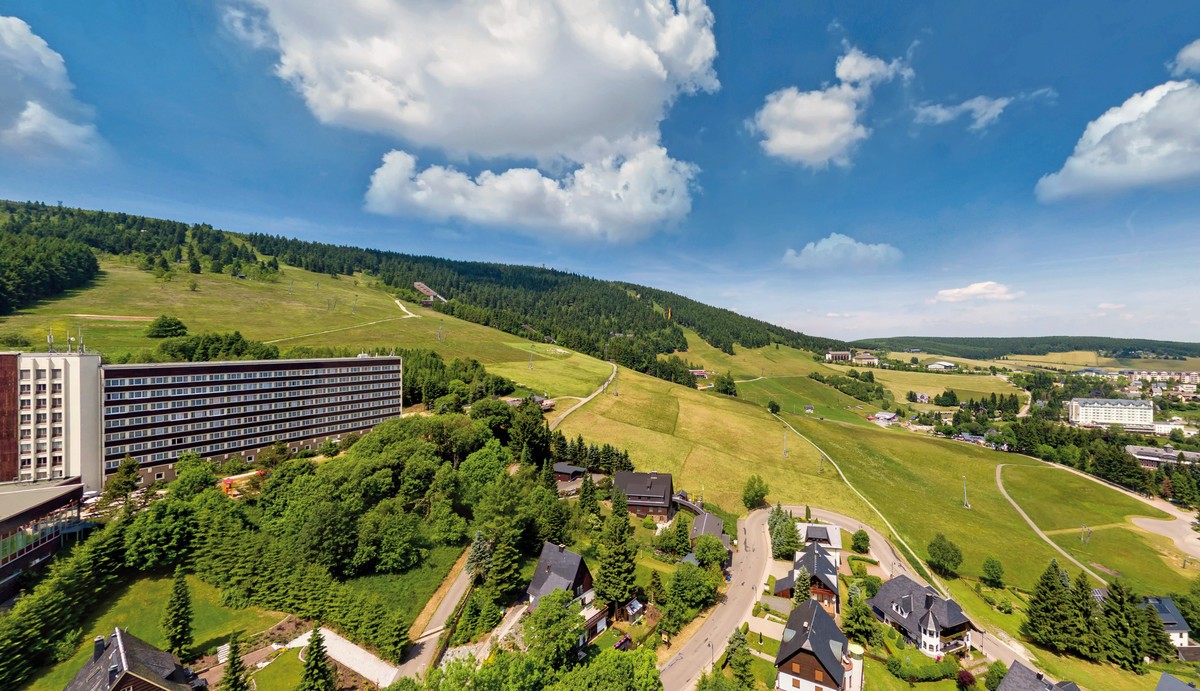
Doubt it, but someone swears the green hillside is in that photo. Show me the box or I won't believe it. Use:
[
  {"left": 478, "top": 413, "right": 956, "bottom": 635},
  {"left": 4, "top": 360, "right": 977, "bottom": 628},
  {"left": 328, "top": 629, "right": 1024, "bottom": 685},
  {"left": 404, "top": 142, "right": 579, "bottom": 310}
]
[
  {"left": 854, "top": 335, "right": 1200, "bottom": 360},
  {"left": 0, "top": 256, "right": 612, "bottom": 399}
]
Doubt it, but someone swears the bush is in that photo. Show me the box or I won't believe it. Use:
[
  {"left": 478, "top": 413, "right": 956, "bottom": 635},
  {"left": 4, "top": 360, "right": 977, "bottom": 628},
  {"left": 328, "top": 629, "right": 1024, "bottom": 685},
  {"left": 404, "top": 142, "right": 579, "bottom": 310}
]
[
  {"left": 997, "top": 597, "right": 1013, "bottom": 614},
  {"left": 851, "top": 529, "right": 870, "bottom": 554},
  {"left": 957, "top": 669, "right": 977, "bottom": 690},
  {"left": 885, "top": 655, "right": 958, "bottom": 682},
  {"left": 642, "top": 516, "right": 657, "bottom": 530},
  {"left": 145, "top": 315, "right": 188, "bottom": 338},
  {"left": 860, "top": 575, "right": 882, "bottom": 598}
]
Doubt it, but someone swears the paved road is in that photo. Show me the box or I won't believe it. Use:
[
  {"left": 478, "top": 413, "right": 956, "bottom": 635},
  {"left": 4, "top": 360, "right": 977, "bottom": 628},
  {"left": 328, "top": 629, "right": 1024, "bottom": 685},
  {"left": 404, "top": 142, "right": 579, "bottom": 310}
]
[
  {"left": 996, "top": 464, "right": 1109, "bottom": 584},
  {"left": 659, "top": 510, "right": 770, "bottom": 691},
  {"left": 784, "top": 507, "right": 910, "bottom": 581},
  {"left": 549, "top": 362, "right": 618, "bottom": 431},
  {"left": 393, "top": 559, "right": 474, "bottom": 680}
]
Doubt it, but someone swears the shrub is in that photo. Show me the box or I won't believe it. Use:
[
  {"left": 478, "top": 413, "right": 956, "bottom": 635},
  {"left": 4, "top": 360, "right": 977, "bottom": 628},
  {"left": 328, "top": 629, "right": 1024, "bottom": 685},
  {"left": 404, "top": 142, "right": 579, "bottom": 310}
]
[
  {"left": 851, "top": 529, "right": 870, "bottom": 554},
  {"left": 145, "top": 315, "right": 188, "bottom": 338},
  {"left": 998, "top": 598, "right": 1013, "bottom": 614},
  {"left": 642, "top": 516, "right": 657, "bottom": 530},
  {"left": 885, "top": 655, "right": 958, "bottom": 682},
  {"left": 957, "top": 669, "right": 977, "bottom": 690}
]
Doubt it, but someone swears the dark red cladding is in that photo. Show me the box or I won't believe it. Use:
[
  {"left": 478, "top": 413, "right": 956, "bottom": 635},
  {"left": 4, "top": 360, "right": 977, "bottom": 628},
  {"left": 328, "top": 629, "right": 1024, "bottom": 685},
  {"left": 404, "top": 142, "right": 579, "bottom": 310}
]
[{"left": 0, "top": 354, "right": 18, "bottom": 482}]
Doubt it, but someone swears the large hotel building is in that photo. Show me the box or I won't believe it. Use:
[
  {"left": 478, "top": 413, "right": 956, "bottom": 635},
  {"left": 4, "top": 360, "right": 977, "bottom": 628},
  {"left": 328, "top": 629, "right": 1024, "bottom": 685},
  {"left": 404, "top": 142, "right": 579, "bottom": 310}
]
[{"left": 1, "top": 352, "right": 403, "bottom": 490}]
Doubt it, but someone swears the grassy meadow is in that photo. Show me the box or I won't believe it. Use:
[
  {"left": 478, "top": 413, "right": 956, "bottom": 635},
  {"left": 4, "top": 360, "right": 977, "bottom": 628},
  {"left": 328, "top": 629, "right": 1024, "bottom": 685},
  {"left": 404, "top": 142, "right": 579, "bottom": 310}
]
[
  {"left": 672, "top": 328, "right": 833, "bottom": 380},
  {"left": 826, "top": 365, "right": 1027, "bottom": 408},
  {"left": 737, "top": 375, "right": 878, "bottom": 425},
  {"left": 252, "top": 648, "right": 304, "bottom": 690},
  {"left": 556, "top": 366, "right": 875, "bottom": 522},
  {"left": 27, "top": 574, "right": 282, "bottom": 691}
]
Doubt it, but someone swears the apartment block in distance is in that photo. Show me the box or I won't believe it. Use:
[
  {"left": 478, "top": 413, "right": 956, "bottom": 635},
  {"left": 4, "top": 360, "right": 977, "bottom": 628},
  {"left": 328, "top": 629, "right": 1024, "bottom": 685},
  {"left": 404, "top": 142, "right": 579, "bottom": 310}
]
[
  {"left": 102, "top": 355, "right": 403, "bottom": 485},
  {"left": 1068, "top": 397, "right": 1154, "bottom": 431},
  {"left": 0, "top": 352, "right": 103, "bottom": 488}
]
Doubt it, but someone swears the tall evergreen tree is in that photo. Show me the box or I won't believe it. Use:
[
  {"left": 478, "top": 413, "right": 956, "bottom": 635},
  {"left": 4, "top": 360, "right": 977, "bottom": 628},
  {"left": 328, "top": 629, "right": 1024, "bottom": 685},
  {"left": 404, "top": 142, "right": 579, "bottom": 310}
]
[
  {"left": 792, "top": 565, "right": 812, "bottom": 605},
  {"left": 299, "top": 627, "right": 337, "bottom": 691},
  {"left": 465, "top": 531, "right": 492, "bottom": 582},
  {"left": 1021, "top": 560, "right": 1071, "bottom": 652},
  {"left": 595, "top": 489, "right": 637, "bottom": 610},
  {"left": 725, "top": 628, "right": 755, "bottom": 689},
  {"left": 1065, "top": 571, "right": 1107, "bottom": 661},
  {"left": 486, "top": 539, "right": 523, "bottom": 597},
  {"left": 1102, "top": 580, "right": 1148, "bottom": 672},
  {"left": 579, "top": 473, "right": 599, "bottom": 518},
  {"left": 162, "top": 566, "right": 194, "bottom": 659},
  {"left": 217, "top": 631, "right": 249, "bottom": 691},
  {"left": 541, "top": 459, "right": 557, "bottom": 491}
]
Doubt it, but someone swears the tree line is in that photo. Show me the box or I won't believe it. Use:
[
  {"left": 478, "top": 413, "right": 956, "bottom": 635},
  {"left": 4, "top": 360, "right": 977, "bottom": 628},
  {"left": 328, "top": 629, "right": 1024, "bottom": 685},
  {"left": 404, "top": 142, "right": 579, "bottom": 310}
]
[{"left": 853, "top": 335, "right": 1200, "bottom": 360}]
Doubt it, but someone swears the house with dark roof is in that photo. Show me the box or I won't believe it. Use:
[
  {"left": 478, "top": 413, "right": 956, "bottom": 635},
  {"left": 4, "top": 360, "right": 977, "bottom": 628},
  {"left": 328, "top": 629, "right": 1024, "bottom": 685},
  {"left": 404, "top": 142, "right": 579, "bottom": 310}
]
[
  {"left": 867, "top": 575, "right": 973, "bottom": 657},
  {"left": 797, "top": 522, "right": 843, "bottom": 564},
  {"left": 774, "top": 542, "right": 841, "bottom": 616},
  {"left": 1147, "top": 596, "right": 1192, "bottom": 647},
  {"left": 774, "top": 600, "right": 861, "bottom": 691},
  {"left": 613, "top": 471, "right": 673, "bottom": 522},
  {"left": 996, "top": 661, "right": 1081, "bottom": 691},
  {"left": 526, "top": 542, "right": 608, "bottom": 642},
  {"left": 552, "top": 462, "right": 586, "bottom": 482},
  {"left": 65, "top": 627, "right": 205, "bottom": 691},
  {"left": 689, "top": 512, "right": 725, "bottom": 542}
]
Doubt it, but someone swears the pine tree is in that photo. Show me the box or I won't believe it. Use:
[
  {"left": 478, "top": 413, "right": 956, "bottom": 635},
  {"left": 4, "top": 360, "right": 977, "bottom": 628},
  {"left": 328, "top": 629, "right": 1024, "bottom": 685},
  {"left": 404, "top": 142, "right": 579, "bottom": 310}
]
[
  {"left": 486, "top": 538, "right": 522, "bottom": 596},
  {"left": 217, "top": 631, "right": 249, "bottom": 691},
  {"left": 1065, "top": 570, "right": 1107, "bottom": 661},
  {"left": 579, "top": 473, "right": 599, "bottom": 518},
  {"left": 465, "top": 531, "right": 492, "bottom": 582},
  {"left": 595, "top": 489, "right": 637, "bottom": 610},
  {"left": 792, "top": 565, "right": 812, "bottom": 605},
  {"left": 842, "top": 595, "right": 880, "bottom": 646},
  {"left": 725, "top": 628, "right": 755, "bottom": 689},
  {"left": 541, "top": 459, "right": 556, "bottom": 491},
  {"left": 647, "top": 571, "right": 664, "bottom": 605},
  {"left": 162, "top": 566, "right": 194, "bottom": 659},
  {"left": 1021, "top": 560, "right": 1070, "bottom": 652},
  {"left": 1102, "top": 580, "right": 1148, "bottom": 672},
  {"left": 299, "top": 627, "right": 337, "bottom": 691}
]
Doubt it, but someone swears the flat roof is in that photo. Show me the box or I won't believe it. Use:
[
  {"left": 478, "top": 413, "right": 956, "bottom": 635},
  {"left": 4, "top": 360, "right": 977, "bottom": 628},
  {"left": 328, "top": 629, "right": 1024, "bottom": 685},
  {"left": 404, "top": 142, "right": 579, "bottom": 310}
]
[
  {"left": 1071, "top": 397, "right": 1153, "bottom": 407},
  {"left": 102, "top": 354, "right": 403, "bottom": 371},
  {"left": 0, "top": 481, "right": 82, "bottom": 524}
]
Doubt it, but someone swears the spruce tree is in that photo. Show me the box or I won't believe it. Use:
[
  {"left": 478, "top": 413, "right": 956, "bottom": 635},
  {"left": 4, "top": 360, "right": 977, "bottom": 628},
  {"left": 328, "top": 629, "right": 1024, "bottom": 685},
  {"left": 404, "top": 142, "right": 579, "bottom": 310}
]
[
  {"left": 792, "top": 565, "right": 812, "bottom": 605},
  {"left": 217, "top": 631, "right": 249, "bottom": 691},
  {"left": 465, "top": 531, "right": 493, "bottom": 582},
  {"left": 579, "top": 473, "right": 599, "bottom": 518},
  {"left": 1102, "top": 580, "right": 1148, "bottom": 672},
  {"left": 486, "top": 538, "right": 522, "bottom": 596},
  {"left": 299, "top": 626, "right": 337, "bottom": 691},
  {"left": 162, "top": 566, "right": 194, "bottom": 659},
  {"left": 1065, "top": 570, "right": 1107, "bottom": 661},
  {"left": 595, "top": 489, "right": 637, "bottom": 609},
  {"left": 541, "top": 459, "right": 556, "bottom": 491},
  {"left": 647, "top": 571, "right": 664, "bottom": 605},
  {"left": 1021, "top": 560, "right": 1070, "bottom": 651},
  {"left": 725, "top": 628, "right": 755, "bottom": 689}
]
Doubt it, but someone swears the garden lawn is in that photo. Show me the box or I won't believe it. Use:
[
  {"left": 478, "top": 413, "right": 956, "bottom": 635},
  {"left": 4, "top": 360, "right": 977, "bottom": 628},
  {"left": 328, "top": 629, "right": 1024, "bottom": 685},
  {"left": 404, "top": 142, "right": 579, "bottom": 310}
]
[
  {"left": 1000, "top": 464, "right": 1169, "bottom": 531},
  {"left": 342, "top": 545, "right": 464, "bottom": 628},
  {"left": 26, "top": 573, "right": 283, "bottom": 691},
  {"left": 1051, "top": 526, "right": 1191, "bottom": 595},
  {"left": 558, "top": 368, "right": 876, "bottom": 522},
  {"left": 862, "top": 658, "right": 959, "bottom": 691},
  {"left": 252, "top": 648, "right": 304, "bottom": 690}
]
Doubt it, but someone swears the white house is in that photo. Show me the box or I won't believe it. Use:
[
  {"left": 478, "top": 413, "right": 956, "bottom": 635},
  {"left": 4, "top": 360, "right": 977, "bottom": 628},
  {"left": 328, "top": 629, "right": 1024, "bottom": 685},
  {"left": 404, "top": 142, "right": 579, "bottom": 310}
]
[
  {"left": 926, "top": 361, "right": 957, "bottom": 371},
  {"left": 1147, "top": 597, "right": 1190, "bottom": 648},
  {"left": 867, "top": 575, "right": 973, "bottom": 657},
  {"left": 1068, "top": 398, "right": 1153, "bottom": 430},
  {"left": 796, "top": 522, "right": 843, "bottom": 565}
]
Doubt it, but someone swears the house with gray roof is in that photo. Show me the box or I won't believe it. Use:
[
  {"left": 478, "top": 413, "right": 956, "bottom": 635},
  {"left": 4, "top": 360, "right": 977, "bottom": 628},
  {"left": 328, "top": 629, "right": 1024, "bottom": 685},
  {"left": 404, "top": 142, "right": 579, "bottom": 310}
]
[
  {"left": 996, "top": 661, "right": 1080, "bottom": 691},
  {"left": 526, "top": 542, "right": 608, "bottom": 642},
  {"left": 797, "top": 522, "right": 843, "bottom": 564},
  {"left": 867, "top": 575, "right": 973, "bottom": 657},
  {"left": 774, "top": 600, "right": 861, "bottom": 691},
  {"left": 65, "top": 627, "right": 205, "bottom": 691},
  {"left": 774, "top": 542, "right": 841, "bottom": 615},
  {"left": 1147, "top": 596, "right": 1192, "bottom": 647},
  {"left": 613, "top": 471, "right": 674, "bottom": 522}
]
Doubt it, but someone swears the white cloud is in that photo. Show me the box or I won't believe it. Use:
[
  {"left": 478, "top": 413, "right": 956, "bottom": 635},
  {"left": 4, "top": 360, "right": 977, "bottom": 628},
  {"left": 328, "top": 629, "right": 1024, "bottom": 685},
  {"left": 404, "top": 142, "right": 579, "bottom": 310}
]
[
  {"left": 914, "top": 96, "right": 1013, "bottom": 131},
  {"left": 931, "top": 281, "right": 1023, "bottom": 303},
  {"left": 750, "top": 45, "right": 910, "bottom": 168},
  {"left": 1097, "top": 302, "right": 1125, "bottom": 310},
  {"left": 1170, "top": 38, "right": 1200, "bottom": 77},
  {"left": 221, "top": 6, "right": 275, "bottom": 50},
  {"left": 915, "top": 88, "right": 1055, "bottom": 132},
  {"left": 782, "top": 232, "right": 902, "bottom": 270},
  {"left": 365, "top": 145, "right": 696, "bottom": 242},
  {"left": 0, "top": 16, "right": 100, "bottom": 160},
  {"left": 233, "top": 0, "right": 718, "bottom": 240},
  {"left": 1036, "top": 79, "right": 1200, "bottom": 201}
]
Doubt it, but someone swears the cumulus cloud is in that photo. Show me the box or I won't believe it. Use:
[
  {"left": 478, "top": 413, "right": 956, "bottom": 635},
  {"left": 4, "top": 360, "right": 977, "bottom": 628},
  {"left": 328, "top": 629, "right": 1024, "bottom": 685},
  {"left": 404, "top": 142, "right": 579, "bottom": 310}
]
[
  {"left": 0, "top": 16, "right": 100, "bottom": 160},
  {"left": 232, "top": 0, "right": 718, "bottom": 240},
  {"left": 931, "top": 281, "right": 1023, "bottom": 303},
  {"left": 782, "top": 232, "right": 903, "bottom": 270},
  {"left": 1098, "top": 302, "right": 1125, "bottom": 310},
  {"left": 750, "top": 45, "right": 910, "bottom": 168},
  {"left": 1036, "top": 79, "right": 1200, "bottom": 200},
  {"left": 221, "top": 6, "right": 274, "bottom": 50},
  {"left": 1170, "top": 38, "right": 1200, "bottom": 77}
]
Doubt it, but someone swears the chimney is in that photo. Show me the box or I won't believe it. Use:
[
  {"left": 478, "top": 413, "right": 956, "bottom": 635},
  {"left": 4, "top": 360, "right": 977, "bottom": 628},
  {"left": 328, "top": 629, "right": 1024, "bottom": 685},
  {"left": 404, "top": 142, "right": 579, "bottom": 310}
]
[
  {"left": 93, "top": 636, "right": 105, "bottom": 661},
  {"left": 108, "top": 664, "right": 119, "bottom": 685}
]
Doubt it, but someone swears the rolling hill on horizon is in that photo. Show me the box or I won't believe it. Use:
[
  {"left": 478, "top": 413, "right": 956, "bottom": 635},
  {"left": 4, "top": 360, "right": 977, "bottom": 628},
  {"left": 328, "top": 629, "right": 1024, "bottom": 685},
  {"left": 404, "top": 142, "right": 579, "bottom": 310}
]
[{"left": 853, "top": 335, "right": 1200, "bottom": 361}]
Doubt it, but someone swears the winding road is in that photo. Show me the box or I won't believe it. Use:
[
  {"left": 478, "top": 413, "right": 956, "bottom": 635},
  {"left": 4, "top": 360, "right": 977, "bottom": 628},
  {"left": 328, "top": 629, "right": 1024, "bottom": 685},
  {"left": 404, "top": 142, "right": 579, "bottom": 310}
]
[{"left": 549, "top": 362, "right": 618, "bottom": 431}]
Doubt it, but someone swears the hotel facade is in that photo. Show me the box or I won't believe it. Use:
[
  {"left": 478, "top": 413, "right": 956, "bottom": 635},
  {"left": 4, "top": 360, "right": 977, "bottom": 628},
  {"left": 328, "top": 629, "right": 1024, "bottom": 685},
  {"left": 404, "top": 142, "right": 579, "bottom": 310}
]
[
  {"left": 2, "top": 352, "right": 402, "bottom": 490},
  {"left": 1068, "top": 397, "right": 1154, "bottom": 431}
]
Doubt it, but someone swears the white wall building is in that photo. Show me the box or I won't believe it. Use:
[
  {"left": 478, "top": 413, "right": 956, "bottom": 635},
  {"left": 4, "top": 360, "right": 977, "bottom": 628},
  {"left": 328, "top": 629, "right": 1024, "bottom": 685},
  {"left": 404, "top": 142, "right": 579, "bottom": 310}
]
[
  {"left": 1068, "top": 398, "right": 1153, "bottom": 429},
  {"left": 4, "top": 353, "right": 103, "bottom": 489}
]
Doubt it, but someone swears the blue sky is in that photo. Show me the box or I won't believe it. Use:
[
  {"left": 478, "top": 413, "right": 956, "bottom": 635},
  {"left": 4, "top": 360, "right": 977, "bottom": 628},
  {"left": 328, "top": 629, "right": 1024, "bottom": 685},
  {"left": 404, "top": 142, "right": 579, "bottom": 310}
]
[{"left": 2, "top": 1, "right": 1199, "bottom": 341}]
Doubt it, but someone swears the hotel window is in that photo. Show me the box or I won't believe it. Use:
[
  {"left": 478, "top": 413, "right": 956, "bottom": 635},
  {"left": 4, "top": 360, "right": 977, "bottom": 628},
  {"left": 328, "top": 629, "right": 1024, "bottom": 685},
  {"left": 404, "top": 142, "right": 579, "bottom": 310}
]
[
  {"left": 52, "top": 383, "right": 62, "bottom": 393},
  {"left": 19, "top": 370, "right": 30, "bottom": 380},
  {"left": 51, "top": 368, "right": 62, "bottom": 378},
  {"left": 36, "top": 383, "right": 47, "bottom": 393},
  {"left": 52, "top": 412, "right": 62, "bottom": 422},
  {"left": 19, "top": 384, "right": 31, "bottom": 394}
]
